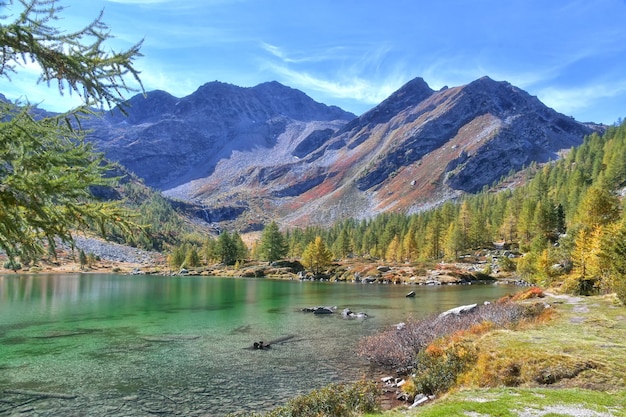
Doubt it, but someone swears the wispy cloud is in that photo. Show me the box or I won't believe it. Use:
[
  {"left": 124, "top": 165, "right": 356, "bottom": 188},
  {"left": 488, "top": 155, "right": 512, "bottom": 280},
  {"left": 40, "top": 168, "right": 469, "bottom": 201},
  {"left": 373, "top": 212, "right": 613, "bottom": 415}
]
[
  {"left": 259, "top": 42, "right": 410, "bottom": 107},
  {"left": 264, "top": 64, "right": 392, "bottom": 104},
  {"left": 538, "top": 81, "right": 626, "bottom": 116}
]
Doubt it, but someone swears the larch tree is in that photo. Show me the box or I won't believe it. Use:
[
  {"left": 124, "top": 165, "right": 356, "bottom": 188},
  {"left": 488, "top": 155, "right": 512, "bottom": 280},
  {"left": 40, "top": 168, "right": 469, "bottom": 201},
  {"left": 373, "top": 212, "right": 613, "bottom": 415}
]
[
  {"left": 574, "top": 185, "right": 620, "bottom": 229},
  {"left": 301, "top": 236, "right": 332, "bottom": 275},
  {"left": 568, "top": 227, "right": 603, "bottom": 295},
  {"left": 0, "top": 0, "right": 143, "bottom": 263},
  {"left": 384, "top": 235, "right": 401, "bottom": 263},
  {"left": 599, "top": 220, "right": 626, "bottom": 303}
]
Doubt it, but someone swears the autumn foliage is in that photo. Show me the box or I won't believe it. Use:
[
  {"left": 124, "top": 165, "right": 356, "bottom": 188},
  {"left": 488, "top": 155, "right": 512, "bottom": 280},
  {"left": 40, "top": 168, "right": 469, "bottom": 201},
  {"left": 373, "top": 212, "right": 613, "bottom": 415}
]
[{"left": 357, "top": 300, "right": 546, "bottom": 374}]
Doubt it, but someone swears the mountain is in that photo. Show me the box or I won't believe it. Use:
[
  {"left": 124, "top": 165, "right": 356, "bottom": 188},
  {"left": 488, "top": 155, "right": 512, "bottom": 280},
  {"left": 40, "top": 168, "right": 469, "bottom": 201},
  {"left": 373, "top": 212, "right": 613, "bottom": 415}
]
[
  {"left": 85, "top": 81, "right": 354, "bottom": 191},
  {"left": 83, "top": 77, "right": 601, "bottom": 229}
]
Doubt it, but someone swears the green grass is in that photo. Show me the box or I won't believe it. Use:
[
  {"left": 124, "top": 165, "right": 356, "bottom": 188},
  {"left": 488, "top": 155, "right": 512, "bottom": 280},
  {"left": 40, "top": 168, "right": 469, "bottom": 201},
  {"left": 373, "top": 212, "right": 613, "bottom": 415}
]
[
  {"left": 365, "top": 294, "right": 626, "bottom": 417},
  {"left": 365, "top": 387, "right": 626, "bottom": 416}
]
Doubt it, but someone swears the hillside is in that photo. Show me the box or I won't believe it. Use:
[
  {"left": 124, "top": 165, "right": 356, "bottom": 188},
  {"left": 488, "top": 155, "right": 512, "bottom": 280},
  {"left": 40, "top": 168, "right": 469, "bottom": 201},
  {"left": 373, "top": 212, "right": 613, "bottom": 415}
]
[
  {"left": 81, "top": 77, "right": 602, "bottom": 230},
  {"left": 84, "top": 81, "right": 354, "bottom": 192}
]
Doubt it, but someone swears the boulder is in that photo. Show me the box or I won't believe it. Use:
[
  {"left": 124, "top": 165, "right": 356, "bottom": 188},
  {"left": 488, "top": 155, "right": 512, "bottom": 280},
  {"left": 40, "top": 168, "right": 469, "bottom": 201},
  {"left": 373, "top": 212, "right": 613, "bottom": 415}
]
[
  {"left": 342, "top": 308, "right": 368, "bottom": 319},
  {"left": 409, "top": 394, "right": 433, "bottom": 408},
  {"left": 438, "top": 303, "right": 478, "bottom": 318},
  {"left": 313, "top": 307, "right": 333, "bottom": 315}
]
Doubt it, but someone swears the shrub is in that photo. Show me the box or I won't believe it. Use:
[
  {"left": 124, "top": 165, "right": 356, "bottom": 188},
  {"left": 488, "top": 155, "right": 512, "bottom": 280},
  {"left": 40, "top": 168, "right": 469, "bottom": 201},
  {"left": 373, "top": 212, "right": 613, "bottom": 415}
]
[
  {"left": 615, "top": 280, "right": 626, "bottom": 305},
  {"left": 228, "top": 380, "right": 380, "bottom": 417},
  {"left": 3, "top": 259, "right": 22, "bottom": 271},
  {"left": 463, "top": 351, "right": 599, "bottom": 388},
  {"left": 412, "top": 341, "right": 477, "bottom": 395},
  {"left": 357, "top": 301, "right": 545, "bottom": 374},
  {"left": 510, "top": 286, "right": 545, "bottom": 301},
  {"left": 498, "top": 255, "right": 516, "bottom": 272}
]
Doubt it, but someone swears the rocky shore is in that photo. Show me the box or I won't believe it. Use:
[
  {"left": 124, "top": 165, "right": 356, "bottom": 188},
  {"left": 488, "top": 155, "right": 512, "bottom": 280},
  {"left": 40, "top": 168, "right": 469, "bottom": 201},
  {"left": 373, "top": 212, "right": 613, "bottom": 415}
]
[
  {"left": 0, "top": 236, "right": 164, "bottom": 274},
  {"left": 2, "top": 237, "right": 528, "bottom": 289}
]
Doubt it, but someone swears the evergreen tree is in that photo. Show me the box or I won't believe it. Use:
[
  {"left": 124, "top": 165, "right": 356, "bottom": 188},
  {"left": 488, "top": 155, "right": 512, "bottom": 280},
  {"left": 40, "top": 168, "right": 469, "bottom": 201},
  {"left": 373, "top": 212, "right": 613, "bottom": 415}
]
[
  {"left": 257, "top": 221, "right": 288, "bottom": 263},
  {"left": 185, "top": 246, "right": 200, "bottom": 268},
  {"left": 575, "top": 185, "right": 620, "bottom": 228},
  {"left": 170, "top": 245, "right": 185, "bottom": 269},
  {"left": 423, "top": 212, "right": 443, "bottom": 259},
  {"left": 231, "top": 232, "right": 248, "bottom": 263},
  {"left": 335, "top": 226, "right": 352, "bottom": 259},
  {"left": 0, "top": 0, "right": 143, "bottom": 262},
  {"left": 217, "top": 232, "right": 236, "bottom": 265},
  {"left": 402, "top": 227, "right": 418, "bottom": 262},
  {"left": 568, "top": 228, "right": 599, "bottom": 295},
  {"left": 443, "top": 222, "right": 462, "bottom": 261},
  {"left": 385, "top": 235, "right": 401, "bottom": 263}
]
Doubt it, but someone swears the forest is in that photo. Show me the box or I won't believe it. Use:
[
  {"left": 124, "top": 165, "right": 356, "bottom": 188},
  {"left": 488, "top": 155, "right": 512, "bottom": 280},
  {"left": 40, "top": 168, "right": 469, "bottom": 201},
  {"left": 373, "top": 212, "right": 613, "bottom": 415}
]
[{"left": 159, "top": 121, "right": 626, "bottom": 302}]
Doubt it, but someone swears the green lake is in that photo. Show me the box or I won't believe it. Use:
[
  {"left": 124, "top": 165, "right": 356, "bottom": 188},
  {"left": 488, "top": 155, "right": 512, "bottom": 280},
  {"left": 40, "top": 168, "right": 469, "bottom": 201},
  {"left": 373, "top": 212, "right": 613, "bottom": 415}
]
[{"left": 0, "top": 274, "right": 519, "bottom": 416}]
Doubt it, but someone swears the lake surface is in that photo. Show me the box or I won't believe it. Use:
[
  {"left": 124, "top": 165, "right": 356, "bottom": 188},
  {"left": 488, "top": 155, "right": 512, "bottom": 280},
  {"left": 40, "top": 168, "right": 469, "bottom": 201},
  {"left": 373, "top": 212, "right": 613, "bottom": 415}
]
[{"left": 0, "top": 274, "right": 519, "bottom": 416}]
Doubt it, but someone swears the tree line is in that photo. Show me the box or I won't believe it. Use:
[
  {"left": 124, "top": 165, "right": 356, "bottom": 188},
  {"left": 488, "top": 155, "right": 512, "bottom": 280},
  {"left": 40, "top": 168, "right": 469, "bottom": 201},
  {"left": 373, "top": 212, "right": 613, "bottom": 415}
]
[{"left": 170, "top": 121, "right": 626, "bottom": 301}]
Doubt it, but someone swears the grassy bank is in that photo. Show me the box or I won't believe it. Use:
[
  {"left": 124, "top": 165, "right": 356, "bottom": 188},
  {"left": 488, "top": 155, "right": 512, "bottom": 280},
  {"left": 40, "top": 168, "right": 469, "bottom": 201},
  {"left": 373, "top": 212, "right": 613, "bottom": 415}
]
[
  {"left": 367, "top": 292, "right": 626, "bottom": 416},
  {"left": 368, "top": 387, "right": 626, "bottom": 417}
]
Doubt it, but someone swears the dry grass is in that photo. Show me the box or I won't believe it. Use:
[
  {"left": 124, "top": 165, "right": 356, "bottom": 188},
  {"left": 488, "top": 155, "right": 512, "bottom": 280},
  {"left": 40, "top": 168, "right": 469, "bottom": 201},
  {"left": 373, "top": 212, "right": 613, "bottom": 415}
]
[
  {"left": 365, "top": 293, "right": 626, "bottom": 417},
  {"left": 461, "top": 294, "right": 626, "bottom": 391}
]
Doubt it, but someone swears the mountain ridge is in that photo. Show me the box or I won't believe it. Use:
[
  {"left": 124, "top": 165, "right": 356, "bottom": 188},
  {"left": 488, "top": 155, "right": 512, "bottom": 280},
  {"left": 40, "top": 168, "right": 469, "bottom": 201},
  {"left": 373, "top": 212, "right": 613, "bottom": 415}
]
[{"left": 78, "top": 76, "right": 602, "bottom": 229}]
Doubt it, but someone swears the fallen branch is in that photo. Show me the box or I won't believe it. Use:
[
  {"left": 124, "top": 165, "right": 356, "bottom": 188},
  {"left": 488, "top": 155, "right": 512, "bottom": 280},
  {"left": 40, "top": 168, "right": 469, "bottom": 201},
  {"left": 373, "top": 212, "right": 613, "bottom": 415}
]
[
  {"left": 4, "top": 389, "right": 77, "bottom": 399},
  {"left": 138, "top": 388, "right": 178, "bottom": 404}
]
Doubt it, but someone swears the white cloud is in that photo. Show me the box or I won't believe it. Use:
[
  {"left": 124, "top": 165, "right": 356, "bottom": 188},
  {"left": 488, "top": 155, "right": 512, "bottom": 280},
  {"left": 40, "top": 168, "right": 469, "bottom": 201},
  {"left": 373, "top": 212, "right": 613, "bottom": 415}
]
[
  {"left": 264, "top": 62, "right": 401, "bottom": 106},
  {"left": 537, "top": 81, "right": 626, "bottom": 115},
  {"left": 258, "top": 42, "right": 411, "bottom": 107}
]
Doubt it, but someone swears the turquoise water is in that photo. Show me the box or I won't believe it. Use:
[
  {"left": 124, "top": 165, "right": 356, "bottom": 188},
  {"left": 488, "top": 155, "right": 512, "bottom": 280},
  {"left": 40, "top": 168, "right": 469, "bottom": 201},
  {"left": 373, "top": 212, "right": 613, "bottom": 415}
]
[{"left": 0, "top": 274, "right": 518, "bottom": 416}]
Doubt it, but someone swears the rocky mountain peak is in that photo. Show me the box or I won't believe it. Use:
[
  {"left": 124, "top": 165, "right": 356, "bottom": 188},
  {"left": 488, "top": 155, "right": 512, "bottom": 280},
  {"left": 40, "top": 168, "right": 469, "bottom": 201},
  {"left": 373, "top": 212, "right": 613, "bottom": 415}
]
[
  {"left": 111, "top": 90, "right": 179, "bottom": 124},
  {"left": 175, "top": 80, "right": 355, "bottom": 123},
  {"left": 342, "top": 77, "right": 435, "bottom": 132},
  {"left": 73, "top": 76, "right": 602, "bottom": 229},
  {"left": 85, "top": 80, "right": 355, "bottom": 191}
]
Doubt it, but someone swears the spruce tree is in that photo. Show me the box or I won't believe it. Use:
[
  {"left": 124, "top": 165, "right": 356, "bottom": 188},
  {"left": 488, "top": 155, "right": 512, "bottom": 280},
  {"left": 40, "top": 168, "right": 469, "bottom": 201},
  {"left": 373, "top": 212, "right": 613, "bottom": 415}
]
[{"left": 257, "top": 221, "right": 288, "bottom": 263}]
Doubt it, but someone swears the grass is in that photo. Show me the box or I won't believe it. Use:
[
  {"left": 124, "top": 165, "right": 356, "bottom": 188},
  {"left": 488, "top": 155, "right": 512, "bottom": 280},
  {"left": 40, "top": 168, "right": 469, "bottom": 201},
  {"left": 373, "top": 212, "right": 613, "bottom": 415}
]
[
  {"left": 464, "top": 294, "right": 626, "bottom": 390},
  {"left": 365, "top": 387, "right": 626, "bottom": 417},
  {"left": 365, "top": 293, "right": 626, "bottom": 417}
]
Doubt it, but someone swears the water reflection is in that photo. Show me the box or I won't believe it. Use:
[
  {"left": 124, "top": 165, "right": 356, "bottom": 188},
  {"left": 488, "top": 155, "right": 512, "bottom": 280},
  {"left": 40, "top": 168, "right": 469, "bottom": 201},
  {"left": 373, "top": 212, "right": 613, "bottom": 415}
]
[{"left": 0, "top": 274, "right": 518, "bottom": 416}]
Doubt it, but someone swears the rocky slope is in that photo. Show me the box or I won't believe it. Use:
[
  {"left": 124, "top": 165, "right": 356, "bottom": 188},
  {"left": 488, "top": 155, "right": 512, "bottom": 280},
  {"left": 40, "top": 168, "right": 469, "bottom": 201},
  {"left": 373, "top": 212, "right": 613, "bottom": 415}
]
[
  {"left": 277, "top": 76, "right": 599, "bottom": 225},
  {"left": 85, "top": 81, "right": 354, "bottom": 191},
  {"left": 81, "top": 77, "right": 601, "bottom": 229}
]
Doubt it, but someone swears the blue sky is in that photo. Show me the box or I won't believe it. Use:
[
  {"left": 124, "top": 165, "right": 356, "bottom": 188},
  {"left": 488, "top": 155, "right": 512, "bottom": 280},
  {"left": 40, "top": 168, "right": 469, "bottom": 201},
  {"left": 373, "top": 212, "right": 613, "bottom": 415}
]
[{"left": 3, "top": 0, "right": 626, "bottom": 124}]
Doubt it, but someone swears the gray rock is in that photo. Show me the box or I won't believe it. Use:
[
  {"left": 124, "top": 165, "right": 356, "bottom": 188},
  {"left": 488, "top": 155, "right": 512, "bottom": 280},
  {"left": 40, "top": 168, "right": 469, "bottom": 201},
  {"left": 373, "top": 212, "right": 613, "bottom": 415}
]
[{"left": 439, "top": 303, "right": 478, "bottom": 318}]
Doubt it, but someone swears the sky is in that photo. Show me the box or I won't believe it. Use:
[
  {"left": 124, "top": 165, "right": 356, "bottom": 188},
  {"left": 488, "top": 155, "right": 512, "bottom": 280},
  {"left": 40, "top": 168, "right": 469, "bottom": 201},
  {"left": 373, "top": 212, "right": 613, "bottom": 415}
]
[{"left": 2, "top": 0, "right": 626, "bottom": 124}]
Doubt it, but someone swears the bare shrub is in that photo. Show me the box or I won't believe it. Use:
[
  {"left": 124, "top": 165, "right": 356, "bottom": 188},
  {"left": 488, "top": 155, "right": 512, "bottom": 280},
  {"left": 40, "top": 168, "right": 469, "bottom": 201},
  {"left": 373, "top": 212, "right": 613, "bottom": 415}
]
[{"left": 357, "top": 301, "right": 544, "bottom": 374}]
